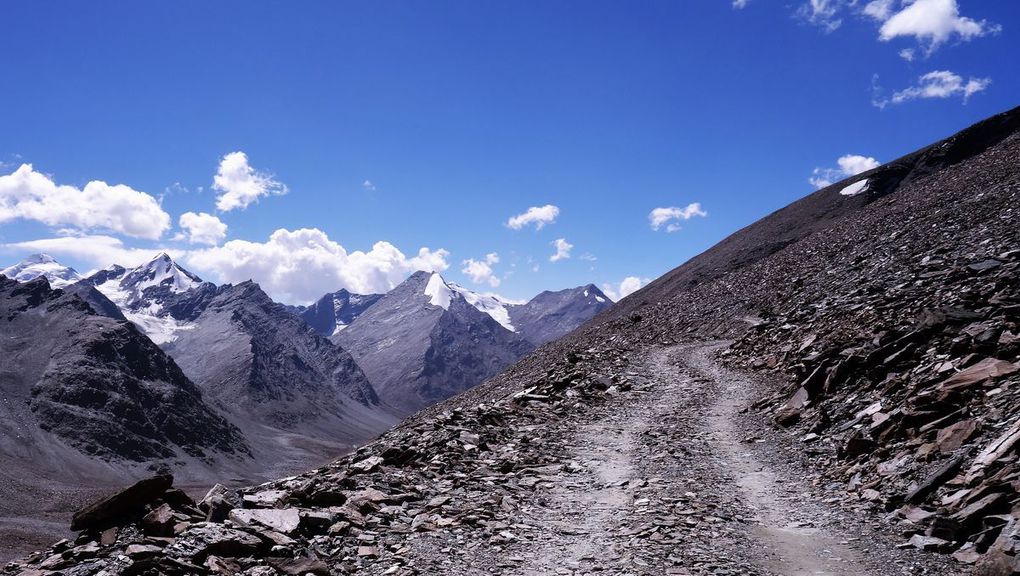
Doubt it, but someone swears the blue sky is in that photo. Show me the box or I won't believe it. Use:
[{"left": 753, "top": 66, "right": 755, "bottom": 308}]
[{"left": 0, "top": 0, "right": 1016, "bottom": 303}]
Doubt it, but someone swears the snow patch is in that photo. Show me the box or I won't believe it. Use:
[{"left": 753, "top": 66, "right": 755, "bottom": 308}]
[
  {"left": 595, "top": 295, "right": 606, "bottom": 303},
  {"left": 839, "top": 179, "right": 869, "bottom": 196},
  {"left": 424, "top": 272, "right": 453, "bottom": 310}
]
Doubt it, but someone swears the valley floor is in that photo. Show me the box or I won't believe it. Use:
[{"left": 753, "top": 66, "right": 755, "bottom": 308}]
[{"left": 401, "top": 344, "right": 961, "bottom": 575}]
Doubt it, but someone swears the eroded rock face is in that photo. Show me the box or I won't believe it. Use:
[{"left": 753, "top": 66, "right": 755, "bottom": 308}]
[{"left": 0, "top": 276, "right": 249, "bottom": 462}]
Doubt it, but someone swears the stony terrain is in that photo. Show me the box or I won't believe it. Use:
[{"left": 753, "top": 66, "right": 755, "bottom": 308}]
[{"left": 4, "top": 106, "right": 1018, "bottom": 574}]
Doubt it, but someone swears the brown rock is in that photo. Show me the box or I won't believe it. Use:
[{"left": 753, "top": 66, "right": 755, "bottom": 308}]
[{"left": 937, "top": 419, "right": 981, "bottom": 454}]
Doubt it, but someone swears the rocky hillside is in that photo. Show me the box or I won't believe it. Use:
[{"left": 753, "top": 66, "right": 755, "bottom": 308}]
[{"left": 0, "top": 276, "right": 249, "bottom": 464}]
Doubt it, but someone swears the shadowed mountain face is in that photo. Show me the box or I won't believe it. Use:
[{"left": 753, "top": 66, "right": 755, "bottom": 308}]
[
  {"left": 0, "top": 276, "right": 248, "bottom": 464},
  {"left": 299, "top": 289, "right": 384, "bottom": 337},
  {"left": 508, "top": 284, "right": 613, "bottom": 345},
  {"left": 163, "top": 281, "right": 395, "bottom": 454},
  {"left": 335, "top": 271, "right": 534, "bottom": 414}
]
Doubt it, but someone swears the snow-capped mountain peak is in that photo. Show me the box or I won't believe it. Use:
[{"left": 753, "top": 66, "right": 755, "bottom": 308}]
[
  {"left": 87, "top": 253, "right": 208, "bottom": 345},
  {"left": 0, "top": 253, "right": 82, "bottom": 288},
  {"left": 121, "top": 252, "right": 202, "bottom": 294}
]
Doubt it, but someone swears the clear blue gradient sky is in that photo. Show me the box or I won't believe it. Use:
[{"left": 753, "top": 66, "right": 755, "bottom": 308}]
[{"left": 0, "top": 1, "right": 1016, "bottom": 303}]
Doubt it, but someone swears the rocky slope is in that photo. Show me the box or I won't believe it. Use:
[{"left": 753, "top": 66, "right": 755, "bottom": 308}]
[
  {"left": 334, "top": 271, "right": 534, "bottom": 415},
  {"left": 0, "top": 275, "right": 248, "bottom": 464},
  {"left": 7, "top": 106, "right": 1018, "bottom": 575}
]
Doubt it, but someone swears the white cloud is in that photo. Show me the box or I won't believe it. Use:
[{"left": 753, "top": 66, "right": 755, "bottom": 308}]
[
  {"left": 649, "top": 203, "right": 707, "bottom": 232},
  {"left": 877, "top": 0, "right": 1000, "bottom": 54},
  {"left": 809, "top": 154, "right": 881, "bottom": 189},
  {"left": 733, "top": 0, "right": 750, "bottom": 8},
  {"left": 899, "top": 48, "right": 916, "bottom": 61},
  {"left": 602, "top": 276, "right": 649, "bottom": 301},
  {"left": 186, "top": 227, "right": 449, "bottom": 304},
  {"left": 579, "top": 253, "right": 597, "bottom": 262},
  {"left": 506, "top": 204, "right": 560, "bottom": 230},
  {"left": 177, "top": 212, "right": 227, "bottom": 245},
  {"left": 549, "top": 238, "right": 573, "bottom": 262},
  {"left": 797, "top": 0, "right": 845, "bottom": 32},
  {"left": 863, "top": 0, "right": 894, "bottom": 21},
  {"left": 461, "top": 253, "right": 501, "bottom": 287},
  {"left": 362, "top": 180, "right": 376, "bottom": 192},
  {"left": 0, "top": 164, "right": 171, "bottom": 240},
  {"left": 213, "top": 151, "right": 287, "bottom": 212},
  {"left": 3, "top": 235, "right": 178, "bottom": 270},
  {"left": 885, "top": 70, "right": 990, "bottom": 106}
]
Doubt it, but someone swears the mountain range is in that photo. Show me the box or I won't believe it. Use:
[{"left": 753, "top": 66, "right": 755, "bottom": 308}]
[{"left": 0, "top": 249, "right": 613, "bottom": 552}]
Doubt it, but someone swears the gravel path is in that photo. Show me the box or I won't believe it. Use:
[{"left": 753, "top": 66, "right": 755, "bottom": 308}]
[{"left": 507, "top": 343, "right": 960, "bottom": 576}]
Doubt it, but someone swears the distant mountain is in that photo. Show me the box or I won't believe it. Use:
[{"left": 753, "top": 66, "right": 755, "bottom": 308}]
[
  {"left": 300, "top": 288, "right": 384, "bottom": 336},
  {"left": 163, "top": 281, "right": 395, "bottom": 467},
  {"left": 335, "top": 271, "right": 534, "bottom": 414},
  {"left": 83, "top": 253, "right": 212, "bottom": 344},
  {"left": 0, "top": 253, "right": 82, "bottom": 288},
  {"left": 0, "top": 275, "right": 249, "bottom": 465},
  {"left": 507, "top": 284, "right": 613, "bottom": 345}
]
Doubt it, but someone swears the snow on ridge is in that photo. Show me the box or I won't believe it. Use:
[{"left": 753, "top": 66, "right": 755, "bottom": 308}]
[
  {"left": 448, "top": 282, "right": 520, "bottom": 332},
  {"left": 424, "top": 272, "right": 453, "bottom": 310}
]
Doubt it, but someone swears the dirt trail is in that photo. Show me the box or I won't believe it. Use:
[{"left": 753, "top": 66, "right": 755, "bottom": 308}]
[
  {"left": 514, "top": 344, "right": 944, "bottom": 576},
  {"left": 685, "top": 344, "right": 875, "bottom": 576}
]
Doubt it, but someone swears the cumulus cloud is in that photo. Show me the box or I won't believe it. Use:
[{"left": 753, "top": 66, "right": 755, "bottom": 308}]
[
  {"left": 2, "top": 235, "right": 178, "bottom": 270},
  {"left": 649, "top": 203, "right": 707, "bottom": 232},
  {"left": 884, "top": 70, "right": 990, "bottom": 106},
  {"left": 733, "top": 0, "right": 750, "bottom": 8},
  {"left": 461, "top": 253, "right": 501, "bottom": 287},
  {"left": 177, "top": 212, "right": 227, "bottom": 245},
  {"left": 362, "top": 180, "right": 376, "bottom": 192},
  {"left": 809, "top": 154, "right": 881, "bottom": 189},
  {"left": 549, "top": 238, "right": 573, "bottom": 262},
  {"left": 186, "top": 228, "right": 449, "bottom": 304},
  {"left": 213, "top": 151, "right": 287, "bottom": 212},
  {"left": 0, "top": 164, "right": 171, "bottom": 240},
  {"left": 602, "top": 276, "right": 649, "bottom": 301},
  {"left": 506, "top": 204, "right": 560, "bottom": 230},
  {"left": 877, "top": 0, "right": 1000, "bottom": 54}
]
